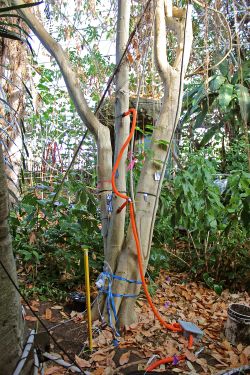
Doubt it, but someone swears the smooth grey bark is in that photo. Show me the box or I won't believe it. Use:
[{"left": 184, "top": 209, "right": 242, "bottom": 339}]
[
  {"left": 0, "top": 144, "right": 25, "bottom": 374},
  {"left": 106, "top": 0, "right": 131, "bottom": 270}
]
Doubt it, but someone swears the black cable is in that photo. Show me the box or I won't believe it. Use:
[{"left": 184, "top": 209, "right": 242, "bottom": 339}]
[
  {"left": 0, "top": 258, "right": 84, "bottom": 374},
  {"left": 146, "top": 0, "right": 191, "bottom": 257}
]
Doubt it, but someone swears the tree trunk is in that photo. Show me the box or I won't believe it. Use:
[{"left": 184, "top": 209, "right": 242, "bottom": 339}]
[
  {"left": 0, "top": 144, "right": 26, "bottom": 374},
  {"left": 106, "top": 0, "right": 131, "bottom": 270},
  {"left": 101, "top": 0, "right": 193, "bottom": 327},
  {"left": 0, "top": 8, "right": 29, "bottom": 202}
]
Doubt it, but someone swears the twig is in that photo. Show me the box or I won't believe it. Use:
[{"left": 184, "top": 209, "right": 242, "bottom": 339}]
[
  {"left": 186, "top": 0, "right": 232, "bottom": 77},
  {"left": 188, "top": 231, "right": 199, "bottom": 259},
  {"left": 204, "top": 231, "right": 210, "bottom": 273},
  {"left": 163, "top": 246, "right": 190, "bottom": 267}
]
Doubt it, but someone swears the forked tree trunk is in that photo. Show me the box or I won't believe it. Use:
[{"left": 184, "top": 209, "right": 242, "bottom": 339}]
[
  {"left": 11, "top": 0, "right": 193, "bottom": 328},
  {"left": 102, "top": 0, "right": 193, "bottom": 326},
  {"left": 0, "top": 144, "right": 25, "bottom": 374}
]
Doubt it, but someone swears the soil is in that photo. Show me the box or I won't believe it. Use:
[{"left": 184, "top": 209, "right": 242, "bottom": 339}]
[{"left": 23, "top": 271, "right": 250, "bottom": 375}]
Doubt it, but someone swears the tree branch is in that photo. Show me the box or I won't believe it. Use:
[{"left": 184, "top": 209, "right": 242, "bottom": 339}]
[
  {"left": 155, "top": 0, "right": 172, "bottom": 83},
  {"left": 10, "top": 0, "right": 104, "bottom": 140}
]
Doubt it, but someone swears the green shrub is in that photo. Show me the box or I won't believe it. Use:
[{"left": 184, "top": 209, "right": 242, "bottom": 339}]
[
  {"left": 154, "top": 152, "right": 250, "bottom": 291},
  {"left": 10, "top": 176, "right": 103, "bottom": 297}
]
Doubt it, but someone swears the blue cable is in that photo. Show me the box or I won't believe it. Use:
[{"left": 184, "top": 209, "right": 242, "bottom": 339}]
[{"left": 96, "top": 271, "right": 142, "bottom": 335}]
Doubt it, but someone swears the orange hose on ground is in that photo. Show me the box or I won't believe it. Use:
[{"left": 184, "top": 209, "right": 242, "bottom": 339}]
[
  {"left": 146, "top": 355, "right": 186, "bottom": 372},
  {"left": 111, "top": 108, "right": 186, "bottom": 371},
  {"left": 188, "top": 334, "right": 194, "bottom": 349}
]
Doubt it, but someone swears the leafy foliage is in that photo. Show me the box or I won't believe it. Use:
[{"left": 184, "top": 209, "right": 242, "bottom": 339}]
[
  {"left": 181, "top": 59, "right": 250, "bottom": 160},
  {"left": 11, "top": 174, "right": 103, "bottom": 297},
  {"left": 154, "top": 152, "right": 250, "bottom": 291}
]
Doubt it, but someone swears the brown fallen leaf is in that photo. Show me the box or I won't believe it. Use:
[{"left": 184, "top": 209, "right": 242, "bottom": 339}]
[
  {"left": 91, "top": 352, "right": 107, "bottom": 362},
  {"left": 236, "top": 343, "right": 243, "bottom": 353},
  {"left": 210, "top": 352, "right": 227, "bottom": 366},
  {"left": 103, "top": 367, "right": 114, "bottom": 375},
  {"left": 25, "top": 315, "right": 37, "bottom": 322},
  {"left": 59, "top": 311, "right": 69, "bottom": 319},
  {"left": 242, "top": 346, "right": 250, "bottom": 359},
  {"left": 142, "top": 330, "right": 152, "bottom": 337},
  {"left": 228, "top": 350, "right": 240, "bottom": 367},
  {"left": 96, "top": 334, "right": 106, "bottom": 346},
  {"left": 102, "top": 329, "right": 113, "bottom": 340},
  {"left": 184, "top": 349, "right": 197, "bottom": 362},
  {"left": 186, "top": 360, "right": 197, "bottom": 373},
  {"left": 222, "top": 339, "right": 232, "bottom": 351},
  {"left": 30, "top": 300, "right": 40, "bottom": 312},
  {"left": 239, "top": 352, "right": 249, "bottom": 365},
  {"left": 93, "top": 368, "right": 106, "bottom": 375},
  {"left": 44, "top": 366, "right": 64, "bottom": 375},
  {"left": 196, "top": 357, "right": 208, "bottom": 372},
  {"left": 51, "top": 305, "right": 63, "bottom": 310},
  {"left": 45, "top": 308, "right": 52, "bottom": 320},
  {"left": 75, "top": 354, "right": 91, "bottom": 368},
  {"left": 119, "top": 351, "right": 131, "bottom": 365}
]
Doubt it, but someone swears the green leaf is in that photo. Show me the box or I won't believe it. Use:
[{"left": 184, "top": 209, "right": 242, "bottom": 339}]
[
  {"left": 235, "top": 84, "right": 250, "bottom": 123},
  {"left": 145, "top": 124, "right": 154, "bottom": 131},
  {"left": 213, "top": 284, "right": 223, "bottom": 295},
  {"left": 192, "top": 85, "right": 206, "bottom": 106},
  {"left": 218, "top": 59, "right": 229, "bottom": 77},
  {"left": 242, "top": 60, "right": 250, "bottom": 80},
  {"left": 135, "top": 126, "right": 144, "bottom": 134},
  {"left": 193, "top": 104, "right": 208, "bottom": 129},
  {"left": 218, "top": 83, "right": 234, "bottom": 109},
  {"left": 209, "top": 75, "right": 226, "bottom": 92},
  {"left": 156, "top": 139, "right": 169, "bottom": 146},
  {"left": 199, "top": 123, "right": 223, "bottom": 147}
]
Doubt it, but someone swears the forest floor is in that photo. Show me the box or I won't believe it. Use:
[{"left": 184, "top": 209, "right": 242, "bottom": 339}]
[{"left": 23, "top": 270, "right": 250, "bottom": 375}]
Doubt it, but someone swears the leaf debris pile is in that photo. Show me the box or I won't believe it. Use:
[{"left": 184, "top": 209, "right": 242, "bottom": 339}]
[{"left": 29, "top": 271, "right": 250, "bottom": 374}]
